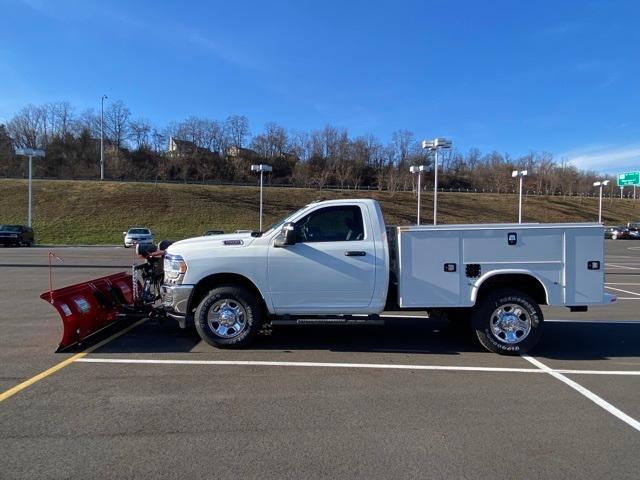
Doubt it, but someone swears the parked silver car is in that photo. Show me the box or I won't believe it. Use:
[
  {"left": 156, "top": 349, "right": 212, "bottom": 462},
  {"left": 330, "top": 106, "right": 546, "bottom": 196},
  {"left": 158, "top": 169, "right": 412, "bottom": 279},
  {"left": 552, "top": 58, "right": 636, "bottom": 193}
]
[{"left": 123, "top": 227, "right": 154, "bottom": 248}]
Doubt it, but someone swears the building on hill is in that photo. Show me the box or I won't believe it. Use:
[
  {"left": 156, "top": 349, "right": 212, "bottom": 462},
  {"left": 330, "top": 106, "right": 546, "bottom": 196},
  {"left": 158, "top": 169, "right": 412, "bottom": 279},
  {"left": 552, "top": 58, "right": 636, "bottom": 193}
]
[
  {"left": 168, "top": 137, "right": 211, "bottom": 156},
  {"left": 225, "top": 145, "right": 258, "bottom": 159}
]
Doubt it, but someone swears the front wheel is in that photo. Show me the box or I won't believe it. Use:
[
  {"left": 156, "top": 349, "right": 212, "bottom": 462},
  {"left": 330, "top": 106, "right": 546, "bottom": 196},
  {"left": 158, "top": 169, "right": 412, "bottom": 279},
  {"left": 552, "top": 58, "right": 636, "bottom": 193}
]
[
  {"left": 471, "top": 289, "right": 543, "bottom": 355},
  {"left": 194, "top": 285, "right": 263, "bottom": 348}
]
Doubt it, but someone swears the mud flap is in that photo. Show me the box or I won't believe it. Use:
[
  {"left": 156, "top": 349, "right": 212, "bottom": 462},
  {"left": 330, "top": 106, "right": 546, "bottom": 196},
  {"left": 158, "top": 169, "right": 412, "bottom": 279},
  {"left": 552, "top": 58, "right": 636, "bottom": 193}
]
[{"left": 40, "top": 272, "right": 135, "bottom": 352}]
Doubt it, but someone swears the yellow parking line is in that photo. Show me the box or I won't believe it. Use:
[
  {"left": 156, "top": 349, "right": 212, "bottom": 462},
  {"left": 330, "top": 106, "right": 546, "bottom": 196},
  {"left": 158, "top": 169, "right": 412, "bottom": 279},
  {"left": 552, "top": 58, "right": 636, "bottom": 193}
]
[{"left": 0, "top": 318, "right": 147, "bottom": 402}]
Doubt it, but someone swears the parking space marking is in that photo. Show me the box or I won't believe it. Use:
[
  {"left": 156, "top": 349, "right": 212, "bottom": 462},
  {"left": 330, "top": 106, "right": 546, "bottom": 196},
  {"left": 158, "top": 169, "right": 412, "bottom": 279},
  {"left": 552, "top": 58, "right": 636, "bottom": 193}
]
[
  {"left": 76, "top": 357, "right": 640, "bottom": 376},
  {"left": 605, "top": 286, "right": 640, "bottom": 297},
  {"left": 606, "top": 263, "right": 640, "bottom": 270},
  {"left": 0, "top": 318, "right": 147, "bottom": 402},
  {"left": 77, "top": 358, "right": 544, "bottom": 373},
  {"left": 522, "top": 355, "right": 640, "bottom": 433}
]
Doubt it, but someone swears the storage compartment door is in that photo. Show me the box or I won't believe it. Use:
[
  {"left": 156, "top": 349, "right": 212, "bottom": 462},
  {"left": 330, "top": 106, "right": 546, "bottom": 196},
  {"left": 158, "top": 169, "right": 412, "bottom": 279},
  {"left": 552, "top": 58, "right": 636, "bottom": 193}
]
[
  {"left": 398, "top": 230, "right": 461, "bottom": 307},
  {"left": 565, "top": 229, "right": 604, "bottom": 304}
]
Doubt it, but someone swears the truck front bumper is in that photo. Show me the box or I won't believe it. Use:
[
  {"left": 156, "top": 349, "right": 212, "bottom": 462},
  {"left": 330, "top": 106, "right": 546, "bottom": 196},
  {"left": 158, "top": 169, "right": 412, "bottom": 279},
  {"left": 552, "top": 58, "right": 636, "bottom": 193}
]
[{"left": 161, "top": 284, "right": 194, "bottom": 318}]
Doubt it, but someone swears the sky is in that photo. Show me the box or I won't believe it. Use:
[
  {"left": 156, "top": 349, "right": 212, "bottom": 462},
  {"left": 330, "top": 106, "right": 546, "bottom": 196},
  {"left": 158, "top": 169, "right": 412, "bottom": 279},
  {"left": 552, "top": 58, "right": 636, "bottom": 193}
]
[{"left": 0, "top": 0, "right": 639, "bottom": 174}]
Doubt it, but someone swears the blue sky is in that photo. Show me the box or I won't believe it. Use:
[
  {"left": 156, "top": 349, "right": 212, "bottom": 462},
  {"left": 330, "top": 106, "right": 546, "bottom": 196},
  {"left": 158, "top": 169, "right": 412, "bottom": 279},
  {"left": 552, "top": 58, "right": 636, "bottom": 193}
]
[{"left": 1, "top": 0, "right": 639, "bottom": 173}]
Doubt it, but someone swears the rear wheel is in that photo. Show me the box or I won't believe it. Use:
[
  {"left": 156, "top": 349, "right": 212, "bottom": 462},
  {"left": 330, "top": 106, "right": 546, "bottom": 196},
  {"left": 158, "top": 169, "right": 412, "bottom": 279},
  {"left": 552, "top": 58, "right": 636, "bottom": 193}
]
[
  {"left": 194, "top": 285, "right": 263, "bottom": 348},
  {"left": 472, "top": 289, "right": 543, "bottom": 355}
]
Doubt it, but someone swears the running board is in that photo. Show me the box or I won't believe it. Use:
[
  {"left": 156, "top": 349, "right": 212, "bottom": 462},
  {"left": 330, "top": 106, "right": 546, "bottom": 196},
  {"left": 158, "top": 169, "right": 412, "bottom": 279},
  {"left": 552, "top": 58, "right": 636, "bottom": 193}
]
[{"left": 271, "top": 315, "right": 384, "bottom": 326}]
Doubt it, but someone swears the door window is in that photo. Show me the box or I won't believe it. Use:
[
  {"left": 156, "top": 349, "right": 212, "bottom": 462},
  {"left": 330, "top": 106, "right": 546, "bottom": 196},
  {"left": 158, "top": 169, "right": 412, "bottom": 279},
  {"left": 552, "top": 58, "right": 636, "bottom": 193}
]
[{"left": 295, "top": 206, "right": 364, "bottom": 242}]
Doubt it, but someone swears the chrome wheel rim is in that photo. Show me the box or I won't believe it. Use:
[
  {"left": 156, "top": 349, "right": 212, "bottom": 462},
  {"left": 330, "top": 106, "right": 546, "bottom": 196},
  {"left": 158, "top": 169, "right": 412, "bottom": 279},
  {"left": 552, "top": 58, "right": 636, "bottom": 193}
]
[
  {"left": 207, "top": 299, "right": 247, "bottom": 338},
  {"left": 489, "top": 303, "right": 531, "bottom": 344}
]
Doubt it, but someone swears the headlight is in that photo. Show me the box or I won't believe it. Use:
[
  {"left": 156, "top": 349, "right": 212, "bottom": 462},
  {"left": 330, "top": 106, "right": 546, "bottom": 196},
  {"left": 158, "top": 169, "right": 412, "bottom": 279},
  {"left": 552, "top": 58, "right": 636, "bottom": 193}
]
[{"left": 164, "top": 254, "right": 187, "bottom": 284}]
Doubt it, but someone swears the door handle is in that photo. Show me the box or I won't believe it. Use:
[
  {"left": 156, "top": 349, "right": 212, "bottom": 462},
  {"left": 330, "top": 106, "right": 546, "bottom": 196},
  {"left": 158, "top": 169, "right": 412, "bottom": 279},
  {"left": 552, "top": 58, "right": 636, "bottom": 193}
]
[{"left": 345, "top": 251, "right": 366, "bottom": 256}]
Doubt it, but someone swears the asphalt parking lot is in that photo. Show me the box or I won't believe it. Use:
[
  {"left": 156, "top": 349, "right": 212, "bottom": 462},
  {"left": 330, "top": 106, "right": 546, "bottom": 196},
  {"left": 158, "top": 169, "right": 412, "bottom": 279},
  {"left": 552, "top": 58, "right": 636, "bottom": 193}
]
[{"left": 1, "top": 242, "right": 638, "bottom": 479}]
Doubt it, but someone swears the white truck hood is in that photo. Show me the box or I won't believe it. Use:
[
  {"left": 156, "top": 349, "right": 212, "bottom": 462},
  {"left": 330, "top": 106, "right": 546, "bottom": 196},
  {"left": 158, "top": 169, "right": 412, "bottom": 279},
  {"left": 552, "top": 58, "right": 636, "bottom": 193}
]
[{"left": 167, "top": 232, "right": 257, "bottom": 255}]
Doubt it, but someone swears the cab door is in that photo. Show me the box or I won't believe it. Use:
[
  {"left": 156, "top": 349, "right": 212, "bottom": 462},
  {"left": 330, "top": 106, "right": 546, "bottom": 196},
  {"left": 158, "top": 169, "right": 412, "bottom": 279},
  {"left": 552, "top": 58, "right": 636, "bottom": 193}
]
[{"left": 267, "top": 204, "right": 377, "bottom": 314}]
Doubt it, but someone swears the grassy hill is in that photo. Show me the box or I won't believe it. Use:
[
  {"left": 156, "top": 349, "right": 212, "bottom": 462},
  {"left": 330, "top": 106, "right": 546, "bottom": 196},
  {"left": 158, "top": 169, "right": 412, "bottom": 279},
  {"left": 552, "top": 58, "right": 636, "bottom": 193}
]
[{"left": 0, "top": 179, "right": 638, "bottom": 244}]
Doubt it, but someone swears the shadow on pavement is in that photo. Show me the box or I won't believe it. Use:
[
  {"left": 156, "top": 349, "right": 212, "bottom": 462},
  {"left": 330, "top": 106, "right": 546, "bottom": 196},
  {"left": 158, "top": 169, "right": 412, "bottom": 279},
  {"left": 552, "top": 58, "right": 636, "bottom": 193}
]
[
  {"left": 534, "top": 321, "right": 640, "bottom": 361},
  {"left": 82, "top": 316, "right": 640, "bottom": 361}
]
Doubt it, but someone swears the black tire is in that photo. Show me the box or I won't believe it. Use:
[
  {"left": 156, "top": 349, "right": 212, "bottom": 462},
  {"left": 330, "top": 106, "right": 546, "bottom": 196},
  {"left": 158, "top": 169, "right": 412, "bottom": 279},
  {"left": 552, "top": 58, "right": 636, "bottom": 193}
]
[
  {"left": 471, "top": 288, "right": 543, "bottom": 355},
  {"left": 194, "top": 285, "right": 263, "bottom": 348}
]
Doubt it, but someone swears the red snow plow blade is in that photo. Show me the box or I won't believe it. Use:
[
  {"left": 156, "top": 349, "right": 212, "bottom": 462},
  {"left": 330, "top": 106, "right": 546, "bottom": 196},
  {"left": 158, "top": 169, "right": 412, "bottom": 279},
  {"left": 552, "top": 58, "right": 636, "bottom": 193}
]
[{"left": 40, "top": 272, "right": 134, "bottom": 352}]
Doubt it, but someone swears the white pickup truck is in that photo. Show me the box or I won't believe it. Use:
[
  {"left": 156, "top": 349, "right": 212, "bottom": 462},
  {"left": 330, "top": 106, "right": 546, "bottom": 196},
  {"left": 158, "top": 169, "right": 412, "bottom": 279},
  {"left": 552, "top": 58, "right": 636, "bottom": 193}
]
[{"left": 161, "top": 199, "right": 613, "bottom": 355}]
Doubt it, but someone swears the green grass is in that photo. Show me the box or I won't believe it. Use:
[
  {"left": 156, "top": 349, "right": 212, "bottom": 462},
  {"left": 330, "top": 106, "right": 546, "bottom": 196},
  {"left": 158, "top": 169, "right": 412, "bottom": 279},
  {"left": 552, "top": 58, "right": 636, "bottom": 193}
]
[{"left": 0, "top": 179, "right": 637, "bottom": 244}]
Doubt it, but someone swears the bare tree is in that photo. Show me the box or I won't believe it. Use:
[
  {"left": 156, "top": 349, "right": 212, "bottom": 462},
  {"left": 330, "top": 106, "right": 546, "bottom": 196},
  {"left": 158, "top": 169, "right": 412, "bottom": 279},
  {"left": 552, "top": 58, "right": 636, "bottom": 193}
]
[
  {"left": 6, "top": 104, "right": 45, "bottom": 148},
  {"left": 206, "top": 120, "right": 228, "bottom": 153},
  {"left": 130, "top": 118, "right": 152, "bottom": 149},
  {"left": 73, "top": 109, "right": 100, "bottom": 138},
  {"left": 104, "top": 100, "right": 131, "bottom": 148},
  {"left": 225, "top": 115, "right": 250, "bottom": 147},
  {"left": 251, "top": 122, "right": 288, "bottom": 158}
]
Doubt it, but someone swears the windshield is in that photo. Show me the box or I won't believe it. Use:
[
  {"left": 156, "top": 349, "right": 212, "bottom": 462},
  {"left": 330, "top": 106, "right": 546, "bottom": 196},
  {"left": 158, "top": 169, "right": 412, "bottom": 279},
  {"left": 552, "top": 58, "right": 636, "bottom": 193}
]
[
  {"left": 264, "top": 206, "right": 307, "bottom": 234},
  {"left": 0, "top": 225, "right": 21, "bottom": 232},
  {"left": 128, "top": 228, "right": 150, "bottom": 234}
]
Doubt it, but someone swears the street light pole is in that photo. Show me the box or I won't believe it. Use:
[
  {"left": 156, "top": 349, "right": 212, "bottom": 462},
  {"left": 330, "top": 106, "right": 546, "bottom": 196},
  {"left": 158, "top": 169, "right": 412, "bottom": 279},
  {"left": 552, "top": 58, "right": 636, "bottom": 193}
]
[
  {"left": 421, "top": 138, "right": 452, "bottom": 225},
  {"left": 100, "top": 94, "right": 108, "bottom": 181},
  {"left": 410, "top": 165, "right": 427, "bottom": 225},
  {"left": 251, "top": 164, "right": 273, "bottom": 231},
  {"left": 433, "top": 148, "right": 439, "bottom": 225},
  {"left": 15, "top": 148, "right": 45, "bottom": 227},
  {"left": 512, "top": 170, "right": 528, "bottom": 223},
  {"left": 28, "top": 155, "right": 32, "bottom": 226},
  {"left": 593, "top": 180, "right": 610, "bottom": 223}
]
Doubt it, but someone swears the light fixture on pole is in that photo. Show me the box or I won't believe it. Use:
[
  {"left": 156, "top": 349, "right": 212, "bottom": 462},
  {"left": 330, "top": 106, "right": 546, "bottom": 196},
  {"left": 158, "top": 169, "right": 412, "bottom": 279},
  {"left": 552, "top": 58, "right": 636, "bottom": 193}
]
[
  {"left": 511, "top": 169, "right": 528, "bottom": 223},
  {"left": 250, "top": 164, "right": 273, "bottom": 231},
  {"left": 409, "top": 165, "right": 428, "bottom": 225},
  {"left": 15, "top": 147, "right": 46, "bottom": 227},
  {"left": 593, "top": 180, "right": 610, "bottom": 223},
  {"left": 421, "top": 137, "right": 452, "bottom": 225},
  {"left": 100, "top": 94, "right": 108, "bottom": 181}
]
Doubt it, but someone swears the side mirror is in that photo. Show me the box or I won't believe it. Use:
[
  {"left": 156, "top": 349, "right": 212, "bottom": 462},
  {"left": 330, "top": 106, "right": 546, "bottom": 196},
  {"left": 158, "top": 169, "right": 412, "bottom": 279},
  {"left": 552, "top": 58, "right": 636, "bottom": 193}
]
[
  {"left": 122, "top": 231, "right": 127, "bottom": 236},
  {"left": 274, "top": 222, "right": 296, "bottom": 248}
]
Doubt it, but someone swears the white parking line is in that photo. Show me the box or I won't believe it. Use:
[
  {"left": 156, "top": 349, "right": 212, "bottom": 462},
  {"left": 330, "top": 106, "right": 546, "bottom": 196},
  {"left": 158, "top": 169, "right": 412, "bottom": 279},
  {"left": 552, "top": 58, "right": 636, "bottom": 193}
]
[
  {"left": 522, "top": 355, "right": 640, "bottom": 433},
  {"left": 76, "top": 358, "right": 543, "bottom": 373},
  {"left": 76, "top": 357, "right": 640, "bottom": 377},
  {"left": 605, "top": 286, "right": 640, "bottom": 297},
  {"left": 606, "top": 263, "right": 640, "bottom": 270}
]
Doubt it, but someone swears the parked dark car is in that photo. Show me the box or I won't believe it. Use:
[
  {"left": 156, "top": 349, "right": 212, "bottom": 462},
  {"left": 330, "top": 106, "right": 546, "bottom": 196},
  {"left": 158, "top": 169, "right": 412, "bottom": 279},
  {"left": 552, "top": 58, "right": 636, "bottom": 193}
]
[
  {"left": 0, "top": 225, "right": 35, "bottom": 247},
  {"left": 604, "top": 226, "right": 629, "bottom": 240},
  {"left": 627, "top": 227, "right": 640, "bottom": 240}
]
